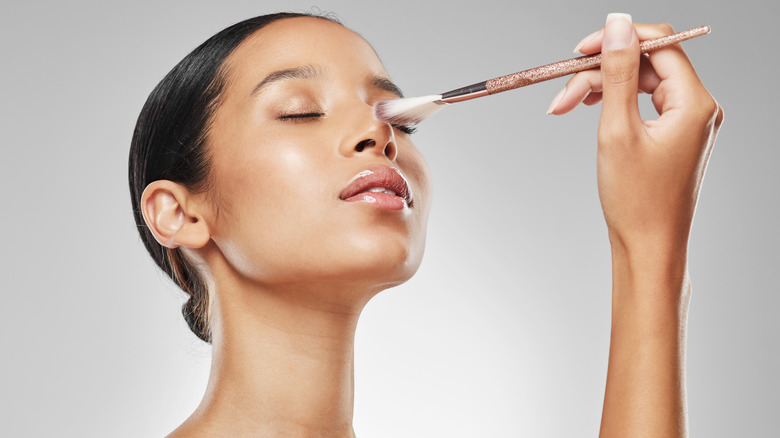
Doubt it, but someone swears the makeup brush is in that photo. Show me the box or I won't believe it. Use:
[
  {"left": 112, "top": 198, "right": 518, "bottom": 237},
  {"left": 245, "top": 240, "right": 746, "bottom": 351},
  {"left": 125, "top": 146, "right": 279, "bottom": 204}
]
[{"left": 375, "top": 25, "right": 711, "bottom": 126}]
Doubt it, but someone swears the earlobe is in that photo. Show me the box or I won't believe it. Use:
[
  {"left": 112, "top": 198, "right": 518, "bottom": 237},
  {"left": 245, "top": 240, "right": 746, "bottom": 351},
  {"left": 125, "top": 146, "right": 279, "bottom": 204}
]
[{"left": 140, "top": 181, "right": 211, "bottom": 249}]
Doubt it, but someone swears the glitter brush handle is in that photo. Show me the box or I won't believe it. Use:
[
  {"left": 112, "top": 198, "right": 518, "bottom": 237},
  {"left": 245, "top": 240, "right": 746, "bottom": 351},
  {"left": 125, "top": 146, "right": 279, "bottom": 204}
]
[{"left": 439, "top": 25, "right": 711, "bottom": 104}]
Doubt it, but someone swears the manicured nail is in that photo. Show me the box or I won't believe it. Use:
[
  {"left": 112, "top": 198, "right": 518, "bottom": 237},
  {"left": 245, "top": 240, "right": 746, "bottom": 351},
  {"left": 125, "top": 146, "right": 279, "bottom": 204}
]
[
  {"left": 573, "top": 30, "right": 600, "bottom": 54},
  {"left": 603, "top": 13, "right": 633, "bottom": 51},
  {"left": 547, "top": 87, "right": 567, "bottom": 115}
]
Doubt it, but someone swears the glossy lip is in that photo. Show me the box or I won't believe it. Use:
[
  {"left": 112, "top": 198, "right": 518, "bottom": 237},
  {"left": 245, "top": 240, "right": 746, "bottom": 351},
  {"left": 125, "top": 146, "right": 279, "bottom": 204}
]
[{"left": 339, "top": 165, "right": 413, "bottom": 207}]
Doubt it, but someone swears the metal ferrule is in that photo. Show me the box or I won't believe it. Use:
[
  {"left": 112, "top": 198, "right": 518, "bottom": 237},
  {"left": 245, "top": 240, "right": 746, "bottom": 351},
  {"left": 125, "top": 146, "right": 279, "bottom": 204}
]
[{"left": 440, "top": 89, "right": 489, "bottom": 104}]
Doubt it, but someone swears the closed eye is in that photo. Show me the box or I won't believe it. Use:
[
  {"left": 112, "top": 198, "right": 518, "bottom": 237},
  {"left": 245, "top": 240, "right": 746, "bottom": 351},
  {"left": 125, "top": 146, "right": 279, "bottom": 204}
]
[
  {"left": 392, "top": 124, "right": 417, "bottom": 135},
  {"left": 278, "top": 112, "right": 324, "bottom": 120},
  {"left": 278, "top": 113, "right": 415, "bottom": 134}
]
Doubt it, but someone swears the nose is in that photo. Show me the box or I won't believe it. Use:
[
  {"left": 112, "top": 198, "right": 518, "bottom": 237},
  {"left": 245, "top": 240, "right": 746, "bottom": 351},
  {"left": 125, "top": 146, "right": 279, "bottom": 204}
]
[{"left": 340, "top": 110, "right": 398, "bottom": 161}]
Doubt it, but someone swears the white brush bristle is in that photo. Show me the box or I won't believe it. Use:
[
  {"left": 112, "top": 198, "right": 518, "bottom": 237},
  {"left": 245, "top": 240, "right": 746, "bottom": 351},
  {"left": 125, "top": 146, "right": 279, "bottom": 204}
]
[{"left": 374, "top": 95, "right": 446, "bottom": 127}]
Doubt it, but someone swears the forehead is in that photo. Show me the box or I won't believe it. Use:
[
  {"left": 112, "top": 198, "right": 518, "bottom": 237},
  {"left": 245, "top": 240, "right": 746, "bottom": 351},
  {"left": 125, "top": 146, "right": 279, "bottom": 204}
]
[{"left": 223, "top": 17, "right": 388, "bottom": 87}]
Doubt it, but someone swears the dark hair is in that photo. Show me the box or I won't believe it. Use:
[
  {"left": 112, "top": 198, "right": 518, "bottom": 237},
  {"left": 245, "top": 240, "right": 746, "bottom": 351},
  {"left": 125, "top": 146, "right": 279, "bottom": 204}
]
[{"left": 129, "top": 12, "right": 341, "bottom": 343}]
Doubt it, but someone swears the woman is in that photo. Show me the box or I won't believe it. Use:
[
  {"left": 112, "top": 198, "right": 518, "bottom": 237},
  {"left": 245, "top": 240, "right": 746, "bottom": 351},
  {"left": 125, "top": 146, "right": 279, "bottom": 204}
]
[{"left": 129, "top": 11, "right": 723, "bottom": 437}]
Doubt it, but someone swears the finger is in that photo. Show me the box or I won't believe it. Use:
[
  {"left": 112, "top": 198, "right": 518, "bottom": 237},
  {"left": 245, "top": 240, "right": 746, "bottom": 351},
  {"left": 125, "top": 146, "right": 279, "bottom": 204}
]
[
  {"left": 576, "top": 22, "right": 701, "bottom": 87},
  {"left": 573, "top": 29, "right": 603, "bottom": 54},
  {"left": 575, "top": 22, "right": 686, "bottom": 55},
  {"left": 642, "top": 28, "right": 716, "bottom": 128},
  {"left": 548, "top": 54, "right": 661, "bottom": 115},
  {"left": 599, "top": 13, "right": 642, "bottom": 134},
  {"left": 636, "top": 23, "right": 701, "bottom": 83},
  {"left": 638, "top": 54, "right": 662, "bottom": 94},
  {"left": 547, "top": 70, "right": 601, "bottom": 115},
  {"left": 583, "top": 92, "right": 602, "bottom": 106}
]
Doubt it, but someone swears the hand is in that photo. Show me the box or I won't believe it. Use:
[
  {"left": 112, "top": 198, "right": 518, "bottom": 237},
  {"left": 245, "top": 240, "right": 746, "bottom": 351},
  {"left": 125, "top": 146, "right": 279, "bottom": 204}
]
[
  {"left": 549, "top": 14, "right": 724, "bottom": 437},
  {"left": 548, "top": 14, "right": 724, "bottom": 256}
]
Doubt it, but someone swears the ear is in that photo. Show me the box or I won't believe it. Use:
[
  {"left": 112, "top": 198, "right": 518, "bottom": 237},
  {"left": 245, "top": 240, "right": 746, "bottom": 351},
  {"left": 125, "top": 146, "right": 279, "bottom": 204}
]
[{"left": 140, "top": 180, "right": 211, "bottom": 249}]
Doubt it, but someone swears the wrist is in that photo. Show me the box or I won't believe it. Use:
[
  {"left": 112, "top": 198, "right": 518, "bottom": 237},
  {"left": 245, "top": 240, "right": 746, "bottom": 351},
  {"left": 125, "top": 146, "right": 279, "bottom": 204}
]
[
  {"left": 609, "top": 231, "right": 691, "bottom": 308},
  {"left": 609, "top": 226, "right": 689, "bottom": 269}
]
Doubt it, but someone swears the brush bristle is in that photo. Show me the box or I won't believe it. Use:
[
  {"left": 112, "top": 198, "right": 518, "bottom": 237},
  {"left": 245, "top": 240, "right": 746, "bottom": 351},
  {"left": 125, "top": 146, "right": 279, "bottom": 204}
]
[{"left": 374, "top": 95, "right": 446, "bottom": 127}]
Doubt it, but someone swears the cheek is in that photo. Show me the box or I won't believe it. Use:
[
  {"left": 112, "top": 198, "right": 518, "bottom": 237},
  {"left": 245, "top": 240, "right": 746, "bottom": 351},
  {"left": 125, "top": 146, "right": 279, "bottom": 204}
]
[
  {"left": 221, "top": 142, "right": 316, "bottom": 213},
  {"left": 207, "top": 133, "right": 433, "bottom": 286},
  {"left": 210, "top": 139, "right": 336, "bottom": 276}
]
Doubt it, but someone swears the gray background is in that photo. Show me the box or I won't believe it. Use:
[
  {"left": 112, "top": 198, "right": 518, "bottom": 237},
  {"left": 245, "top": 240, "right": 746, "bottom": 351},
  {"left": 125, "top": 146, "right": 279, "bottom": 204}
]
[{"left": 1, "top": 0, "right": 777, "bottom": 436}]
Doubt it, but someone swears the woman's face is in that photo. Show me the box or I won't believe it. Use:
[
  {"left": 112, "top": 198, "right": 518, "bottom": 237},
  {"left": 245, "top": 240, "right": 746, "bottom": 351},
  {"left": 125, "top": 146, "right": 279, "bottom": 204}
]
[{"left": 203, "top": 17, "right": 432, "bottom": 293}]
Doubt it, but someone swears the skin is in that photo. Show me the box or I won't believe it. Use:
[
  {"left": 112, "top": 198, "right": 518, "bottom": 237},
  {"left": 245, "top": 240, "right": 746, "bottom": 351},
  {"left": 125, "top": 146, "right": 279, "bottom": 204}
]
[
  {"left": 142, "top": 13, "right": 722, "bottom": 438},
  {"left": 552, "top": 15, "right": 723, "bottom": 437},
  {"left": 142, "top": 17, "right": 432, "bottom": 437}
]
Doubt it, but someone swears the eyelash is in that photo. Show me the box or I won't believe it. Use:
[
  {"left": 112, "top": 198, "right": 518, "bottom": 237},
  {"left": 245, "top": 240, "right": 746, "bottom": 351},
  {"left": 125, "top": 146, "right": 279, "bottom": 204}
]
[
  {"left": 393, "top": 123, "right": 417, "bottom": 135},
  {"left": 278, "top": 113, "right": 417, "bottom": 135},
  {"left": 278, "top": 112, "right": 324, "bottom": 121}
]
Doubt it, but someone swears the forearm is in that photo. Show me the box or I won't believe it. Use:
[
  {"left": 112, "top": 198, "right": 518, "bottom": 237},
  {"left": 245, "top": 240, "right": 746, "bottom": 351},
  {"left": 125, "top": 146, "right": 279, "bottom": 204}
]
[
  {"left": 599, "top": 241, "right": 691, "bottom": 438},
  {"left": 553, "top": 13, "right": 720, "bottom": 436}
]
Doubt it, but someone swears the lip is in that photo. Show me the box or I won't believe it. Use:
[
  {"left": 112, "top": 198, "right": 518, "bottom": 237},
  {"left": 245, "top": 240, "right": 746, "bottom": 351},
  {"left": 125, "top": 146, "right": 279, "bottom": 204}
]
[{"left": 339, "top": 165, "right": 413, "bottom": 210}]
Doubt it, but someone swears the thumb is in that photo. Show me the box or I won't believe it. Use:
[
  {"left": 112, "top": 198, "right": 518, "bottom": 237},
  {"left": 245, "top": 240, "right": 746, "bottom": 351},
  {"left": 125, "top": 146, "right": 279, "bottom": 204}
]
[{"left": 599, "top": 13, "right": 642, "bottom": 135}]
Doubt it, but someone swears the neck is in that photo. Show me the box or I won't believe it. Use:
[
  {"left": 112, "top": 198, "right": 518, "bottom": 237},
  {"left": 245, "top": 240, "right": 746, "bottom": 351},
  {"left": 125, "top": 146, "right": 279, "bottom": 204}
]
[{"left": 189, "top": 275, "right": 366, "bottom": 438}]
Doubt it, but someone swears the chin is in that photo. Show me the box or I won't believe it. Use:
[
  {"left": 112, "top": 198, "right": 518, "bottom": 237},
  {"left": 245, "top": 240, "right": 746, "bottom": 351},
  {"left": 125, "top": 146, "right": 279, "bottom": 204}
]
[{"left": 335, "top": 229, "right": 426, "bottom": 291}]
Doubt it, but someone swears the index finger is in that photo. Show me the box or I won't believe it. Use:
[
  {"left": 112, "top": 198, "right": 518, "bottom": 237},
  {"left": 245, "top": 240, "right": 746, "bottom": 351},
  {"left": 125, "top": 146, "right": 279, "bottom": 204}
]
[{"left": 576, "top": 23, "right": 702, "bottom": 82}]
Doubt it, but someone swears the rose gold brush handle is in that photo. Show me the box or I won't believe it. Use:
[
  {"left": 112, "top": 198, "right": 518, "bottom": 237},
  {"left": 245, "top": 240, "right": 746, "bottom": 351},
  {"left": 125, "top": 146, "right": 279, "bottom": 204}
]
[{"left": 485, "top": 25, "right": 711, "bottom": 94}]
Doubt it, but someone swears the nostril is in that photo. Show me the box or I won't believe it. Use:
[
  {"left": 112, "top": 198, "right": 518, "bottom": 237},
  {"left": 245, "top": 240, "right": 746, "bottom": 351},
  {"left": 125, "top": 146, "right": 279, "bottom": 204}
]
[
  {"left": 385, "top": 142, "right": 397, "bottom": 160},
  {"left": 355, "top": 139, "right": 376, "bottom": 152}
]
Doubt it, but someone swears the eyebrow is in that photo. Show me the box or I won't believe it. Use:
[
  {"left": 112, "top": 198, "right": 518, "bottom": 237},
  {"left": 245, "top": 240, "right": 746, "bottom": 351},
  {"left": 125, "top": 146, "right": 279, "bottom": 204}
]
[
  {"left": 371, "top": 75, "right": 404, "bottom": 99},
  {"left": 251, "top": 65, "right": 323, "bottom": 96},
  {"left": 249, "top": 64, "right": 405, "bottom": 99}
]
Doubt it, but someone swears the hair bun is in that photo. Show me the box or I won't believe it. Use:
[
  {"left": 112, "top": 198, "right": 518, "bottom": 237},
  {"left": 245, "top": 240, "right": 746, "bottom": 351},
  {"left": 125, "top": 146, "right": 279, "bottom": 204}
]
[{"left": 182, "top": 297, "right": 211, "bottom": 343}]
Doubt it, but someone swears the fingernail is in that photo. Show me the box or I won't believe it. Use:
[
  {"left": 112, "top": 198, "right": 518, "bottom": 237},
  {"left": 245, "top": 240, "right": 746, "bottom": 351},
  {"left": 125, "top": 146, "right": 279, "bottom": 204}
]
[
  {"left": 603, "top": 13, "right": 633, "bottom": 51},
  {"left": 579, "top": 90, "right": 591, "bottom": 106},
  {"left": 573, "top": 30, "right": 600, "bottom": 54},
  {"left": 547, "top": 87, "right": 567, "bottom": 115}
]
